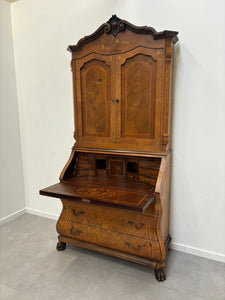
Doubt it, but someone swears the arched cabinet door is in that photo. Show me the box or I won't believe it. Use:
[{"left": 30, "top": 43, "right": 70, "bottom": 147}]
[
  {"left": 115, "top": 48, "right": 164, "bottom": 149},
  {"left": 74, "top": 53, "right": 115, "bottom": 146}
]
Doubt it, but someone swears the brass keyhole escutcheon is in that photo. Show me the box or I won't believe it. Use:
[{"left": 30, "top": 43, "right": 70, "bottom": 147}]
[{"left": 112, "top": 99, "right": 120, "bottom": 103}]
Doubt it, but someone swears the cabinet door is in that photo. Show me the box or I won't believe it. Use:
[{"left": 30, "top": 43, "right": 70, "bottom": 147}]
[
  {"left": 74, "top": 54, "right": 115, "bottom": 146},
  {"left": 115, "top": 48, "right": 164, "bottom": 148}
]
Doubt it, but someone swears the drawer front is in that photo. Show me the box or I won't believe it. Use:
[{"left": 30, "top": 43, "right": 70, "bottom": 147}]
[
  {"left": 63, "top": 221, "right": 151, "bottom": 258},
  {"left": 139, "top": 175, "right": 157, "bottom": 186},
  {"left": 139, "top": 160, "right": 160, "bottom": 169},
  {"left": 139, "top": 168, "right": 158, "bottom": 178},
  {"left": 127, "top": 172, "right": 137, "bottom": 181},
  {"left": 78, "top": 155, "right": 95, "bottom": 162},
  {"left": 68, "top": 206, "right": 149, "bottom": 239},
  {"left": 76, "top": 161, "right": 95, "bottom": 169},
  {"left": 76, "top": 169, "right": 95, "bottom": 176}
]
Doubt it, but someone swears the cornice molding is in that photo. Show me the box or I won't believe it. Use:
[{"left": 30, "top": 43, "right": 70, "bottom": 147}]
[{"left": 68, "top": 15, "right": 178, "bottom": 52}]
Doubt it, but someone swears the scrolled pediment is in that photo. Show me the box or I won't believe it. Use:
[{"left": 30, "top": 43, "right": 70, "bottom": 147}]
[{"left": 67, "top": 15, "right": 178, "bottom": 52}]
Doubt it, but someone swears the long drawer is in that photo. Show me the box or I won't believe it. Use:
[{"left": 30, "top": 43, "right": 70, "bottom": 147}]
[
  {"left": 63, "top": 203, "right": 157, "bottom": 241},
  {"left": 62, "top": 221, "right": 155, "bottom": 259},
  {"left": 68, "top": 207, "right": 146, "bottom": 239}
]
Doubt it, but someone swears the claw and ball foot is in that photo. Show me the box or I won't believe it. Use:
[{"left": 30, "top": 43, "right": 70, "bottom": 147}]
[
  {"left": 155, "top": 268, "right": 166, "bottom": 282},
  {"left": 56, "top": 241, "right": 66, "bottom": 251}
]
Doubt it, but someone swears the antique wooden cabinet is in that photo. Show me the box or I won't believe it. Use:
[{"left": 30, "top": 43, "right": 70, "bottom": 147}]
[{"left": 40, "top": 15, "right": 178, "bottom": 281}]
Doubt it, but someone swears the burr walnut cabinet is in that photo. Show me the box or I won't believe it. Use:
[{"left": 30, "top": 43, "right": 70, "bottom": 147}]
[{"left": 40, "top": 15, "right": 178, "bottom": 281}]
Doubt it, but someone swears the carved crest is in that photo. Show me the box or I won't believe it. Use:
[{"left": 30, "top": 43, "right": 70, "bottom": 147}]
[{"left": 104, "top": 15, "right": 125, "bottom": 37}]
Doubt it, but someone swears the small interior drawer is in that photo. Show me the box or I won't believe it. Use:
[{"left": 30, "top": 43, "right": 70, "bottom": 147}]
[
  {"left": 139, "top": 159, "right": 161, "bottom": 169},
  {"left": 139, "top": 168, "right": 158, "bottom": 178},
  {"left": 76, "top": 161, "right": 95, "bottom": 169},
  {"left": 76, "top": 169, "right": 95, "bottom": 176},
  {"left": 139, "top": 175, "right": 157, "bottom": 186},
  {"left": 78, "top": 155, "right": 95, "bottom": 162}
]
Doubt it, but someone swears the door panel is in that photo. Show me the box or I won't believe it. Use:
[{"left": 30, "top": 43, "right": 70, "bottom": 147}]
[
  {"left": 121, "top": 54, "right": 155, "bottom": 138},
  {"left": 116, "top": 48, "right": 164, "bottom": 147},
  {"left": 75, "top": 54, "right": 114, "bottom": 145}
]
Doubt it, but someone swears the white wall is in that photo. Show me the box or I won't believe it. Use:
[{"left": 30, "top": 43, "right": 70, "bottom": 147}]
[
  {"left": 11, "top": 0, "right": 225, "bottom": 260},
  {"left": 0, "top": 0, "right": 25, "bottom": 220}
]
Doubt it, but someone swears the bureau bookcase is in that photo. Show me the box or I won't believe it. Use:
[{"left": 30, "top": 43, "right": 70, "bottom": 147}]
[{"left": 40, "top": 15, "right": 178, "bottom": 281}]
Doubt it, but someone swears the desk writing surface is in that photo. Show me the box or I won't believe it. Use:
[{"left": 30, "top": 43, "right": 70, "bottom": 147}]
[{"left": 40, "top": 179, "right": 154, "bottom": 212}]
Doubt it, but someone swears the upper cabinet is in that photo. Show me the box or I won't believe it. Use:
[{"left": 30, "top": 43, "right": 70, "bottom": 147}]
[{"left": 68, "top": 15, "right": 178, "bottom": 153}]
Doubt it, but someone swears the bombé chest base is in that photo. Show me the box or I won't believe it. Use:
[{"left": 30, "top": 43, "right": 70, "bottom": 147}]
[{"left": 56, "top": 197, "right": 171, "bottom": 282}]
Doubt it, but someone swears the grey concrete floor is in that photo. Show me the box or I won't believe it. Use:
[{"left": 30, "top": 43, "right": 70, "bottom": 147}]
[{"left": 0, "top": 214, "right": 224, "bottom": 300}]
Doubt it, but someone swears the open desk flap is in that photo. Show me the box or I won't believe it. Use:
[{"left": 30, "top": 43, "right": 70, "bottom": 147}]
[{"left": 40, "top": 182, "right": 154, "bottom": 213}]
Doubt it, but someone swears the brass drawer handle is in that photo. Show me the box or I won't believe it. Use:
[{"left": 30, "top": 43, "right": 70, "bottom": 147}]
[
  {"left": 72, "top": 209, "right": 85, "bottom": 217},
  {"left": 128, "top": 220, "right": 145, "bottom": 230},
  {"left": 125, "top": 242, "right": 145, "bottom": 251},
  {"left": 70, "top": 228, "right": 83, "bottom": 236}
]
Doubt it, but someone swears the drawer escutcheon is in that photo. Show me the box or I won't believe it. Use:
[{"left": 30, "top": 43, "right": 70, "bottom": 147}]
[
  {"left": 127, "top": 220, "right": 145, "bottom": 230},
  {"left": 72, "top": 209, "right": 85, "bottom": 217},
  {"left": 125, "top": 242, "right": 145, "bottom": 251},
  {"left": 70, "top": 227, "right": 83, "bottom": 236}
]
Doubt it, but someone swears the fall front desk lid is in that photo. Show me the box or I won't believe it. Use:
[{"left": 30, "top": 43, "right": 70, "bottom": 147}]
[{"left": 40, "top": 181, "right": 154, "bottom": 213}]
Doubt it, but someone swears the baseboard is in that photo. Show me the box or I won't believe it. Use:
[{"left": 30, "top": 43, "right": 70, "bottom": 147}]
[
  {"left": 0, "top": 208, "right": 26, "bottom": 225},
  {"left": 26, "top": 208, "right": 59, "bottom": 220},
  {"left": 172, "top": 242, "right": 225, "bottom": 263}
]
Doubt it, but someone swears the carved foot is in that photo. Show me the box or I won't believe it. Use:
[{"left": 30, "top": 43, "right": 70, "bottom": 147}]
[
  {"left": 56, "top": 241, "right": 66, "bottom": 251},
  {"left": 155, "top": 268, "right": 166, "bottom": 282}
]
